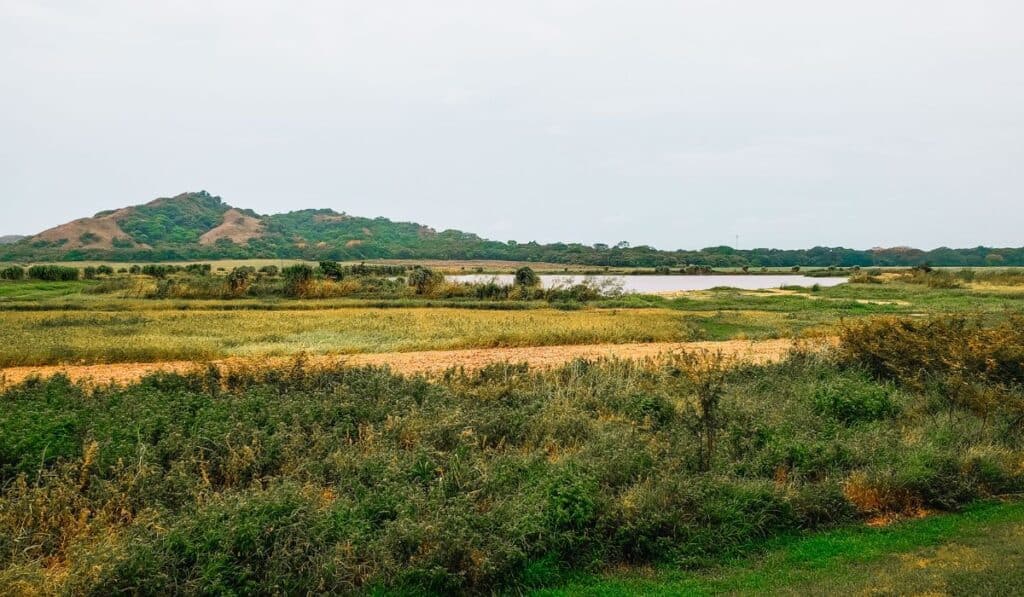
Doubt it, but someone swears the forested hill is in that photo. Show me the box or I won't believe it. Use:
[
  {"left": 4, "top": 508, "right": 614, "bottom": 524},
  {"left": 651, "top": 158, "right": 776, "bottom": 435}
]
[{"left": 2, "top": 191, "right": 1021, "bottom": 267}]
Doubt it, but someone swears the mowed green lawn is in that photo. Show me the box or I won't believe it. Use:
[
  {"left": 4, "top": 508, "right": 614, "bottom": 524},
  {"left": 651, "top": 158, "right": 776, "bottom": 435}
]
[{"left": 540, "top": 500, "right": 1024, "bottom": 596}]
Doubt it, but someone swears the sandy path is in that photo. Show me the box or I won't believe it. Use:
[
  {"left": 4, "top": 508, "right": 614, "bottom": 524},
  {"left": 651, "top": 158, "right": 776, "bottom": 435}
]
[{"left": 0, "top": 338, "right": 831, "bottom": 387}]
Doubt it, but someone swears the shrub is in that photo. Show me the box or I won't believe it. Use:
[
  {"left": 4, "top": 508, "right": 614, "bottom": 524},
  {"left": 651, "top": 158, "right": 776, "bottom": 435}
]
[
  {"left": 0, "top": 265, "right": 24, "bottom": 280},
  {"left": 319, "top": 260, "right": 345, "bottom": 281},
  {"left": 839, "top": 315, "right": 1024, "bottom": 389},
  {"left": 514, "top": 266, "right": 540, "bottom": 288},
  {"left": 96, "top": 265, "right": 115, "bottom": 276},
  {"left": 408, "top": 266, "right": 443, "bottom": 295},
  {"left": 812, "top": 373, "right": 898, "bottom": 424},
  {"left": 140, "top": 265, "right": 182, "bottom": 279},
  {"left": 27, "top": 265, "right": 79, "bottom": 281},
  {"left": 282, "top": 264, "right": 315, "bottom": 297},
  {"left": 83, "top": 266, "right": 97, "bottom": 280},
  {"left": 226, "top": 267, "right": 255, "bottom": 296}
]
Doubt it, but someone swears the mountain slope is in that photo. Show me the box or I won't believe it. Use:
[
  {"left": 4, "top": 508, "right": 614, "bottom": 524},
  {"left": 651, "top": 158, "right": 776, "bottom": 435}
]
[{"left": 2, "top": 191, "right": 1023, "bottom": 267}]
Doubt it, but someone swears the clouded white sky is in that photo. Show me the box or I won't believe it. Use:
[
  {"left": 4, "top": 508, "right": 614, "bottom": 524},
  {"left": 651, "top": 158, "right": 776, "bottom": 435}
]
[{"left": 2, "top": 1, "right": 1022, "bottom": 249}]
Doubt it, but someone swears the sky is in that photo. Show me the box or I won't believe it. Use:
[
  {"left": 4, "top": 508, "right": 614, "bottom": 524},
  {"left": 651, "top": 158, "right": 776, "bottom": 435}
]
[{"left": 2, "top": 1, "right": 1022, "bottom": 250}]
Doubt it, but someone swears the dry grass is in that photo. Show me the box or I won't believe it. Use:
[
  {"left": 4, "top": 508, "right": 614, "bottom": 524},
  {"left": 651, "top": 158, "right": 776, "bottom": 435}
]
[
  {"left": 0, "top": 337, "right": 814, "bottom": 387},
  {"left": 0, "top": 307, "right": 711, "bottom": 367}
]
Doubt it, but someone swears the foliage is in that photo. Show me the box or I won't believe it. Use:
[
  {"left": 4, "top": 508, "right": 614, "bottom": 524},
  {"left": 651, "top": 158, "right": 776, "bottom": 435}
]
[
  {"left": 515, "top": 266, "right": 540, "bottom": 287},
  {"left": 0, "top": 348, "right": 1020, "bottom": 593},
  {"left": 408, "top": 265, "right": 443, "bottom": 295},
  {"left": 27, "top": 265, "right": 79, "bottom": 281},
  {"left": 281, "top": 264, "right": 315, "bottom": 297},
  {"left": 0, "top": 266, "right": 24, "bottom": 280}
]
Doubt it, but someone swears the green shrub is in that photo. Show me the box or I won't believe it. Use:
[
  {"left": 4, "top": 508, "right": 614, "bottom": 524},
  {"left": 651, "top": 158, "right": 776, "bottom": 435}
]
[
  {"left": 281, "top": 264, "right": 315, "bottom": 297},
  {"left": 515, "top": 266, "right": 540, "bottom": 288},
  {"left": 27, "top": 265, "right": 79, "bottom": 281},
  {"left": 0, "top": 265, "right": 24, "bottom": 280},
  {"left": 812, "top": 373, "right": 898, "bottom": 424},
  {"left": 408, "top": 266, "right": 443, "bottom": 295}
]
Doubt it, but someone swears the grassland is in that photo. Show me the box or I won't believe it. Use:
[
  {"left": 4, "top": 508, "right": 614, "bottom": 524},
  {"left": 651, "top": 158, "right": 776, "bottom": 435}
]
[
  {"left": 540, "top": 500, "right": 1024, "bottom": 595},
  {"left": 2, "top": 325, "right": 1023, "bottom": 593},
  {"left": 2, "top": 275, "right": 1024, "bottom": 368},
  {"left": 0, "top": 307, "right": 705, "bottom": 367},
  {"left": 2, "top": 268, "right": 1024, "bottom": 593}
]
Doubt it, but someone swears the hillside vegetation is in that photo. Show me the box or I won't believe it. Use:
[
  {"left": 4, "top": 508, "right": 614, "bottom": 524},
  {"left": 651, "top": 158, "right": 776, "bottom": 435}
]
[{"left": 4, "top": 191, "right": 1024, "bottom": 267}]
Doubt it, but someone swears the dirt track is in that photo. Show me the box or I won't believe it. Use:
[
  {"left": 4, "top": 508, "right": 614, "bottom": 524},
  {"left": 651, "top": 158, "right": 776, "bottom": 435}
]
[{"left": 0, "top": 338, "right": 832, "bottom": 387}]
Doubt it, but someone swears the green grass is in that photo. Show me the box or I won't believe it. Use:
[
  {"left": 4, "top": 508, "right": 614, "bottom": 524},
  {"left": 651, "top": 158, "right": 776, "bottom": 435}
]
[{"left": 539, "top": 500, "right": 1024, "bottom": 596}]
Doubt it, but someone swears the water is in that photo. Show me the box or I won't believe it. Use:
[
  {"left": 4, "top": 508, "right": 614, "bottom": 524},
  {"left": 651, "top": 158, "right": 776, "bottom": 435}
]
[{"left": 445, "top": 274, "right": 846, "bottom": 293}]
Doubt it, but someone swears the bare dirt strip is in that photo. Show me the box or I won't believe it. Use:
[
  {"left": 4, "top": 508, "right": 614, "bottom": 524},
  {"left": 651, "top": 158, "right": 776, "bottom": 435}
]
[{"left": 0, "top": 338, "right": 835, "bottom": 388}]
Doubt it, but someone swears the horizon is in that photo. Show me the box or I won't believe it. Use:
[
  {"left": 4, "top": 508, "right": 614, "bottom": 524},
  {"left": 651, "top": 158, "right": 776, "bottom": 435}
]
[{"left": 3, "top": 2, "right": 1023, "bottom": 249}]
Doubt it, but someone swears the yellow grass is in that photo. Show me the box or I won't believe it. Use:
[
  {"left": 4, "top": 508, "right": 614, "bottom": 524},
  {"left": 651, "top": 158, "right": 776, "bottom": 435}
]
[{"left": 0, "top": 307, "right": 705, "bottom": 367}]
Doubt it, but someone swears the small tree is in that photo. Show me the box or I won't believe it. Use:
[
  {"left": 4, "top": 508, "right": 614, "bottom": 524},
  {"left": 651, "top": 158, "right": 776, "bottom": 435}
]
[
  {"left": 319, "top": 261, "right": 344, "bottom": 281},
  {"left": 675, "top": 349, "right": 731, "bottom": 472},
  {"left": 408, "top": 266, "right": 442, "bottom": 295},
  {"left": 227, "top": 266, "right": 255, "bottom": 295},
  {"left": 514, "top": 266, "right": 540, "bottom": 288},
  {"left": 282, "top": 264, "right": 315, "bottom": 297}
]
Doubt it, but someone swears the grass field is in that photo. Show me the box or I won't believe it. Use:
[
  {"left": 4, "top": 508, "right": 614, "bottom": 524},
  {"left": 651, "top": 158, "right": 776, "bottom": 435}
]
[
  {"left": 2, "top": 270, "right": 1023, "bottom": 593},
  {"left": 2, "top": 344, "right": 1023, "bottom": 594},
  {"left": 0, "top": 307, "right": 708, "bottom": 367},
  {"left": 2, "top": 277, "right": 1023, "bottom": 368},
  {"left": 540, "top": 500, "right": 1024, "bottom": 595}
]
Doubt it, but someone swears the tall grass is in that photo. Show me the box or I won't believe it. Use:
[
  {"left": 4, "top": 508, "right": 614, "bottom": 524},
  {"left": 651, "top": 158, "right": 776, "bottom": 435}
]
[{"left": 0, "top": 307, "right": 704, "bottom": 367}]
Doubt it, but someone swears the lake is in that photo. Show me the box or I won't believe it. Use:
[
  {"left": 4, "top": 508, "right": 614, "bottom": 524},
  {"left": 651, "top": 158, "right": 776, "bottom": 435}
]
[{"left": 445, "top": 274, "right": 846, "bottom": 293}]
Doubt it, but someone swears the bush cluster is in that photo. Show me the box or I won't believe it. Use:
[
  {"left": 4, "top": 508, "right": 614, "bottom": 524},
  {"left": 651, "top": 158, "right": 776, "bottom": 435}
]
[
  {"left": 1, "top": 340, "right": 1021, "bottom": 593},
  {"left": 27, "top": 265, "right": 79, "bottom": 281}
]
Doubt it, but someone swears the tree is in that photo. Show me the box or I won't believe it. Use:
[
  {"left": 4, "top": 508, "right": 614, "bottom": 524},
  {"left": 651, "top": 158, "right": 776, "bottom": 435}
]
[
  {"left": 227, "top": 266, "right": 255, "bottom": 295},
  {"left": 408, "top": 266, "right": 442, "bottom": 294},
  {"left": 282, "top": 264, "right": 315, "bottom": 297},
  {"left": 319, "top": 260, "right": 344, "bottom": 280},
  {"left": 514, "top": 266, "right": 540, "bottom": 287}
]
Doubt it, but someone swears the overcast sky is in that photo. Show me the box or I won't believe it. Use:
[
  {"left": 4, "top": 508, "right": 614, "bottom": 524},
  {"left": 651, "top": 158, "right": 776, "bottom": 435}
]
[{"left": 2, "top": 1, "right": 1022, "bottom": 249}]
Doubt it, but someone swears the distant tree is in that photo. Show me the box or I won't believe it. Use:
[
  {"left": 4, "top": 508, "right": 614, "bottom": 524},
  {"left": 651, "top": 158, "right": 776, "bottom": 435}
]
[
  {"left": 227, "top": 266, "right": 255, "bottom": 295},
  {"left": 408, "top": 266, "right": 442, "bottom": 294},
  {"left": 514, "top": 266, "right": 540, "bottom": 287},
  {"left": 0, "top": 265, "right": 24, "bottom": 280},
  {"left": 319, "top": 260, "right": 345, "bottom": 280},
  {"left": 282, "top": 264, "right": 315, "bottom": 297}
]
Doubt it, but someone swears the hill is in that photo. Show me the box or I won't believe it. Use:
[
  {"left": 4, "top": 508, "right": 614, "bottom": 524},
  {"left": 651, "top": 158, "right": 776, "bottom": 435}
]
[
  {"left": 2, "top": 191, "right": 1022, "bottom": 267},
  {"left": 0, "top": 235, "right": 25, "bottom": 245}
]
